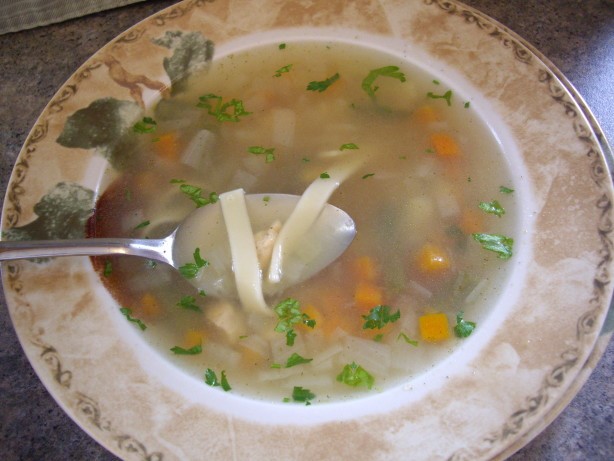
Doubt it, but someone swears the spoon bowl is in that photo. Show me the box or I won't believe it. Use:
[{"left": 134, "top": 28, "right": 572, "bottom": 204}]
[{"left": 0, "top": 193, "right": 356, "bottom": 299}]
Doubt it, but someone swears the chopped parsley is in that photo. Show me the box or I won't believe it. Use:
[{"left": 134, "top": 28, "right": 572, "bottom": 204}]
[
  {"left": 176, "top": 295, "right": 202, "bottom": 312},
  {"left": 178, "top": 247, "right": 209, "bottom": 279},
  {"left": 336, "top": 362, "right": 374, "bottom": 389},
  {"left": 248, "top": 145, "right": 275, "bottom": 163},
  {"left": 500, "top": 185, "right": 515, "bottom": 194},
  {"left": 478, "top": 200, "right": 505, "bottom": 217},
  {"left": 170, "top": 344, "right": 202, "bottom": 355},
  {"left": 397, "top": 332, "right": 419, "bottom": 346},
  {"left": 464, "top": 101, "right": 471, "bottom": 109},
  {"left": 424, "top": 148, "right": 435, "bottom": 154},
  {"left": 361, "top": 66, "right": 406, "bottom": 98},
  {"left": 427, "top": 89, "right": 453, "bottom": 106},
  {"left": 133, "top": 116, "right": 157, "bottom": 133},
  {"left": 361, "top": 305, "right": 400, "bottom": 330},
  {"left": 119, "top": 307, "right": 147, "bottom": 331},
  {"left": 278, "top": 43, "right": 286, "bottom": 50},
  {"left": 287, "top": 386, "right": 315, "bottom": 405},
  {"left": 272, "top": 352, "right": 313, "bottom": 369},
  {"left": 197, "top": 93, "right": 251, "bottom": 122},
  {"left": 340, "top": 143, "right": 359, "bottom": 151},
  {"left": 204, "top": 368, "right": 231, "bottom": 391},
  {"left": 306, "top": 72, "right": 340, "bottom": 92},
  {"left": 273, "top": 64, "right": 293, "bottom": 77},
  {"left": 362, "top": 173, "right": 375, "bottom": 179},
  {"left": 134, "top": 220, "right": 150, "bottom": 230},
  {"left": 454, "top": 311, "right": 476, "bottom": 338},
  {"left": 263, "top": 196, "right": 270, "bottom": 203},
  {"left": 145, "top": 259, "right": 157, "bottom": 269},
  {"left": 198, "top": 289, "right": 207, "bottom": 297},
  {"left": 320, "top": 172, "right": 330, "bottom": 179},
  {"left": 103, "top": 259, "right": 112, "bottom": 277},
  {"left": 176, "top": 182, "right": 219, "bottom": 208},
  {"left": 472, "top": 233, "right": 514, "bottom": 260},
  {"left": 274, "top": 298, "right": 315, "bottom": 346}
]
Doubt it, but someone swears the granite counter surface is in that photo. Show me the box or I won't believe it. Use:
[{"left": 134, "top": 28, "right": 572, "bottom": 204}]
[{"left": 0, "top": 0, "right": 612, "bottom": 459}]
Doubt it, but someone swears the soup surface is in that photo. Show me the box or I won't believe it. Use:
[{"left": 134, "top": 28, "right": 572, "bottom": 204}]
[{"left": 90, "top": 40, "right": 517, "bottom": 403}]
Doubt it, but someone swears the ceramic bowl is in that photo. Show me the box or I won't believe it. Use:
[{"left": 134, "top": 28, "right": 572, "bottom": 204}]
[{"left": 2, "top": 1, "right": 612, "bottom": 459}]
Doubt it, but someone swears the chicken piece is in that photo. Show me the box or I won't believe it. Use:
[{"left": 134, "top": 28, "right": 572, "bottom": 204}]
[
  {"left": 205, "top": 300, "right": 247, "bottom": 343},
  {"left": 254, "top": 220, "right": 282, "bottom": 271}
]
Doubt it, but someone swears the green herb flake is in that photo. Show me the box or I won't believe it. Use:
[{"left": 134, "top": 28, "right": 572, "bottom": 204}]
[
  {"left": 397, "top": 332, "right": 419, "bottom": 346},
  {"left": 178, "top": 247, "right": 210, "bottom": 279},
  {"left": 133, "top": 116, "right": 157, "bottom": 134},
  {"left": 464, "top": 101, "right": 471, "bottom": 109},
  {"left": 432, "top": 79, "right": 440, "bottom": 85},
  {"left": 263, "top": 196, "right": 270, "bottom": 203},
  {"left": 145, "top": 259, "right": 157, "bottom": 269},
  {"left": 103, "top": 259, "right": 112, "bottom": 277},
  {"left": 424, "top": 148, "right": 435, "bottom": 154},
  {"left": 306, "top": 72, "right": 340, "bottom": 92},
  {"left": 119, "top": 307, "right": 147, "bottom": 331},
  {"left": 361, "top": 305, "right": 401, "bottom": 330},
  {"left": 361, "top": 66, "right": 406, "bottom": 98},
  {"left": 478, "top": 200, "right": 505, "bottom": 217},
  {"left": 290, "top": 386, "right": 315, "bottom": 405},
  {"left": 284, "top": 352, "right": 313, "bottom": 368},
  {"left": 176, "top": 295, "right": 202, "bottom": 312},
  {"left": 454, "top": 311, "right": 476, "bottom": 338},
  {"left": 320, "top": 172, "right": 330, "bottom": 179},
  {"left": 472, "top": 233, "right": 514, "bottom": 260},
  {"left": 426, "top": 89, "right": 453, "bottom": 106},
  {"left": 177, "top": 183, "right": 219, "bottom": 208},
  {"left": 274, "top": 298, "right": 315, "bottom": 346},
  {"left": 373, "top": 334, "right": 384, "bottom": 342},
  {"left": 362, "top": 173, "right": 375, "bottom": 179},
  {"left": 170, "top": 344, "right": 203, "bottom": 355},
  {"left": 170, "top": 178, "right": 187, "bottom": 184},
  {"left": 279, "top": 43, "right": 286, "bottom": 50},
  {"left": 340, "top": 143, "right": 359, "bottom": 151},
  {"left": 500, "top": 186, "right": 515, "bottom": 194},
  {"left": 198, "top": 289, "right": 207, "bottom": 297},
  {"left": 273, "top": 64, "right": 293, "bottom": 77},
  {"left": 248, "top": 145, "right": 275, "bottom": 163},
  {"left": 134, "top": 220, "right": 150, "bottom": 230},
  {"left": 302, "top": 157, "right": 310, "bottom": 162},
  {"left": 336, "top": 362, "right": 375, "bottom": 389},
  {"left": 204, "top": 368, "right": 231, "bottom": 391},
  {"left": 197, "top": 93, "right": 251, "bottom": 122}
]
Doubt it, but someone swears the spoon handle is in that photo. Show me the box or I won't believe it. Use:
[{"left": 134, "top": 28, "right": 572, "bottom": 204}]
[{"left": 0, "top": 237, "right": 174, "bottom": 266}]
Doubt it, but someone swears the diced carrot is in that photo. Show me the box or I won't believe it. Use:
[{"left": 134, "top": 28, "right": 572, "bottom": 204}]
[
  {"left": 352, "top": 256, "right": 378, "bottom": 281},
  {"left": 459, "top": 208, "right": 485, "bottom": 235},
  {"left": 354, "top": 281, "right": 383, "bottom": 310},
  {"left": 183, "top": 329, "right": 204, "bottom": 348},
  {"left": 430, "top": 133, "right": 460, "bottom": 157},
  {"left": 419, "top": 312, "right": 450, "bottom": 342},
  {"left": 413, "top": 105, "right": 439, "bottom": 124},
  {"left": 139, "top": 293, "right": 162, "bottom": 318},
  {"left": 416, "top": 243, "right": 451, "bottom": 274},
  {"left": 153, "top": 132, "right": 180, "bottom": 161}
]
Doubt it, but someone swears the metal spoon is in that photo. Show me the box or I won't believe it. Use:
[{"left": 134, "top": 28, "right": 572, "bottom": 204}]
[{"left": 0, "top": 193, "right": 356, "bottom": 298}]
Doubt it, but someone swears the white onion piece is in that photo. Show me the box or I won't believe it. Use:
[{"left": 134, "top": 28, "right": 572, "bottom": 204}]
[
  {"left": 267, "top": 160, "right": 360, "bottom": 284},
  {"left": 219, "top": 189, "right": 270, "bottom": 315}
]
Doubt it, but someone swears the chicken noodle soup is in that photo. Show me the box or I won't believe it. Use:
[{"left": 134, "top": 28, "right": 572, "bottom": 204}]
[{"left": 89, "top": 41, "right": 517, "bottom": 403}]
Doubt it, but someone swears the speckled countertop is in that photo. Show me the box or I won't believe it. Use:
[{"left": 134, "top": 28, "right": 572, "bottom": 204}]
[{"left": 0, "top": 1, "right": 612, "bottom": 459}]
